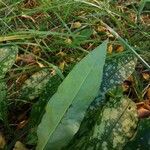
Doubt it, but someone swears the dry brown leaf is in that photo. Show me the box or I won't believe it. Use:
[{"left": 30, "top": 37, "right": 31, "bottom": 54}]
[
  {"left": 107, "top": 44, "right": 113, "bottom": 54},
  {"left": 137, "top": 99, "right": 150, "bottom": 118},
  {"left": 137, "top": 107, "right": 150, "bottom": 118},
  {"left": 106, "top": 32, "right": 114, "bottom": 38},
  {"left": 59, "top": 61, "right": 66, "bottom": 71},
  {"left": 51, "top": 69, "right": 56, "bottom": 76},
  {"left": 56, "top": 51, "right": 67, "bottom": 57},
  {"left": 13, "top": 141, "right": 28, "bottom": 150},
  {"left": 71, "top": 22, "right": 82, "bottom": 29},
  {"left": 17, "top": 54, "right": 36, "bottom": 64},
  {"left": 116, "top": 45, "right": 124, "bottom": 52},
  {"left": 142, "top": 72, "right": 150, "bottom": 80},
  {"left": 141, "top": 14, "right": 150, "bottom": 25},
  {"left": 65, "top": 38, "right": 72, "bottom": 45},
  {"left": 97, "top": 25, "right": 106, "bottom": 32},
  {"left": 0, "top": 133, "right": 6, "bottom": 149}
]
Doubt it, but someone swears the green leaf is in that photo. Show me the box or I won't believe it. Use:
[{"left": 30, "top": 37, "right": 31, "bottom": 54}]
[
  {"left": 101, "top": 55, "right": 137, "bottom": 93},
  {"left": 91, "top": 54, "right": 137, "bottom": 108},
  {"left": 0, "top": 46, "right": 18, "bottom": 78},
  {"left": 67, "top": 96, "right": 139, "bottom": 149},
  {"left": 19, "top": 69, "right": 52, "bottom": 101},
  {"left": 91, "top": 97, "right": 138, "bottom": 149},
  {"left": 37, "top": 40, "right": 108, "bottom": 150},
  {"left": 124, "top": 118, "right": 150, "bottom": 150}
]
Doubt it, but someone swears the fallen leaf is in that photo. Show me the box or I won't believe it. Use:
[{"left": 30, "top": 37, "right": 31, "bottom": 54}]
[
  {"left": 116, "top": 45, "right": 124, "bottom": 52},
  {"left": 107, "top": 44, "right": 113, "bottom": 54},
  {"left": 59, "top": 61, "right": 66, "bottom": 71},
  {"left": 142, "top": 72, "right": 150, "bottom": 80},
  {"left": 71, "top": 22, "right": 82, "bottom": 29},
  {"left": 97, "top": 25, "right": 106, "bottom": 32},
  {"left": 65, "top": 38, "right": 72, "bottom": 45},
  {"left": 13, "top": 141, "right": 28, "bottom": 150},
  {"left": 137, "top": 99, "right": 150, "bottom": 118},
  {"left": 0, "top": 133, "right": 6, "bottom": 149},
  {"left": 56, "top": 51, "right": 67, "bottom": 57},
  {"left": 106, "top": 32, "right": 114, "bottom": 38},
  {"left": 17, "top": 54, "right": 36, "bottom": 64},
  {"left": 137, "top": 107, "right": 150, "bottom": 118}
]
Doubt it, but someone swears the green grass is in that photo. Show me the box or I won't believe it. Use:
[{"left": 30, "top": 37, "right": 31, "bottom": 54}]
[{"left": 0, "top": 0, "right": 149, "bottom": 149}]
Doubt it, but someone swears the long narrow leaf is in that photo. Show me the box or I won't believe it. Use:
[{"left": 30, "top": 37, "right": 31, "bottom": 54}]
[{"left": 37, "top": 40, "right": 108, "bottom": 150}]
